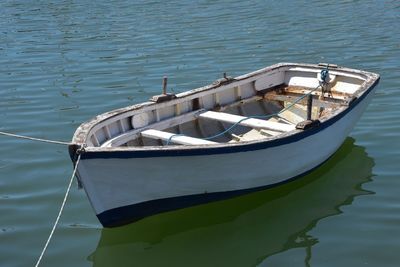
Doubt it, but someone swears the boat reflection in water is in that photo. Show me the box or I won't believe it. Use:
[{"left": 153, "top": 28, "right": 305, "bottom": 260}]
[{"left": 88, "top": 137, "right": 374, "bottom": 267}]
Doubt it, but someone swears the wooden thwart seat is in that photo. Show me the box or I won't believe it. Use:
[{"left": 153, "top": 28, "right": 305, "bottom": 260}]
[
  {"left": 141, "top": 129, "right": 217, "bottom": 145},
  {"left": 100, "top": 109, "right": 205, "bottom": 147},
  {"left": 198, "top": 111, "right": 295, "bottom": 132}
]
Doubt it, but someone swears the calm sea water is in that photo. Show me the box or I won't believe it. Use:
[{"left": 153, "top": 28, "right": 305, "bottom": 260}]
[{"left": 1, "top": 1, "right": 399, "bottom": 266}]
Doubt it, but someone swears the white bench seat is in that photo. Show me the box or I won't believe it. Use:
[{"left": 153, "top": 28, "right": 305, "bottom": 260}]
[
  {"left": 198, "top": 111, "right": 296, "bottom": 132},
  {"left": 141, "top": 129, "right": 217, "bottom": 145},
  {"left": 100, "top": 109, "right": 205, "bottom": 147}
]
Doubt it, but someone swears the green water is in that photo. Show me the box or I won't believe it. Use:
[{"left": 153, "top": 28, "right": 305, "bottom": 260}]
[{"left": 1, "top": 1, "right": 399, "bottom": 266}]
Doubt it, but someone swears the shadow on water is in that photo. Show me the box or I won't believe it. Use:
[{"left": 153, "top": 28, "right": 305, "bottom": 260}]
[{"left": 88, "top": 137, "right": 374, "bottom": 267}]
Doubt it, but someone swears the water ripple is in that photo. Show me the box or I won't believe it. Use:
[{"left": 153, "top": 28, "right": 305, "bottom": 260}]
[{"left": 0, "top": 0, "right": 399, "bottom": 266}]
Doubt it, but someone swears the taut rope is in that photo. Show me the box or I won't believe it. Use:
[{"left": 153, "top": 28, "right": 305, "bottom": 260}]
[
  {"left": 0, "top": 130, "right": 71, "bottom": 146},
  {"left": 34, "top": 150, "right": 82, "bottom": 267}
]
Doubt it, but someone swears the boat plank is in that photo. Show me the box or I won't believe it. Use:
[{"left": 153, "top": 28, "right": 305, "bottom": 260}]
[
  {"left": 141, "top": 129, "right": 217, "bottom": 145},
  {"left": 264, "top": 92, "right": 344, "bottom": 108},
  {"left": 198, "top": 111, "right": 295, "bottom": 132},
  {"left": 101, "top": 109, "right": 205, "bottom": 147},
  {"left": 284, "top": 86, "right": 349, "bottom": 99}
]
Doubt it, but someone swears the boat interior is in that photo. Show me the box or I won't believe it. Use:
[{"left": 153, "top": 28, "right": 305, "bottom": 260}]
[{"left": 77, "top": 64, "right": 369, "bottom": 148}]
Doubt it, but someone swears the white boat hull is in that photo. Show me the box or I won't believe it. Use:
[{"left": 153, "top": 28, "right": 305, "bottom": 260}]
[{"left": 75, "top": 82, "right": 377, "bottom": 227}]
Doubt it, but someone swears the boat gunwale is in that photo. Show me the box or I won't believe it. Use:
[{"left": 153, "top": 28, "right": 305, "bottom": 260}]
[{"left": 71, "top": 63, "right": 380, "bottom": 158}]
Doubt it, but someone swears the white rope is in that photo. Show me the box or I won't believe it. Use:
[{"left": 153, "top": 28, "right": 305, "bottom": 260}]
[
  {"left": 34, "top": 153, "right": 82, "bottom": 267},
  {"left": 0, "top": 130, "right": 71, "bottom": 146}
]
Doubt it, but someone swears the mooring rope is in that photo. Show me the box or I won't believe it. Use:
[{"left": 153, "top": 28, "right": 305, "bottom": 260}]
[
  {"left": 34, "top": 152, "right": 82, "bottom": 267},
  {"left": 0, "top": 131, "right": 71, "bottom": 146},
  {"left": 0, "top": 129, "right": 82, "bottom": 266}
]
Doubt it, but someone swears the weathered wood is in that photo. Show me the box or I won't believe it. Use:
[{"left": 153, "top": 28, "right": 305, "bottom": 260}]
[
  {"left": 283, "top": 85, "right": 350, "bottom": 99},
  {"left": 296, "top": 119, "right": 321, "bottom": 130},
  {"left": 150, "top": 93, "right": 177, "bottom": 103},
  {"left": 101, "top": 109, "right": 205, "bottom": 147},
  {"left": 215, "top": 95, "right": 263, "bottom": 111},
  {"left": 104, "top": 126, "right": 111, "bottom": 139},
  {"left": 234, "top": 86, "right": 242, "bottom": 100},
  {"left": 91, "top": 134, "right": 100, "bottom": 147},
  {"left": 307, "top": 94, "right": 313, "bottom": 120},
  {"left": 279, "top": 106, "right": 307, "bottom": 124},
  {"left": 263, "top": 91, "right": 344, "bottom": 108},
  {"left": 162, "top": 76, "right": 168, "bottom": 95},
  {"left": 198, "top": 111, "right": 295, "bottom": 132},
  {"left": 141, "top": 129, "right": 217, "bottom": 145}
]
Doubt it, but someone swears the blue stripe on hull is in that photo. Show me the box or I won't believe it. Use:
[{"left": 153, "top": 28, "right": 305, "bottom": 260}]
[{"left": 97, "top": 158, "right": 329, "bottom": 228}]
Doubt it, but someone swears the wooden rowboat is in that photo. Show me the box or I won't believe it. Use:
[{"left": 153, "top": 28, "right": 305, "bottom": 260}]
[{"left": 69, "top": 62, "right": 379, "bottom": 227}]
